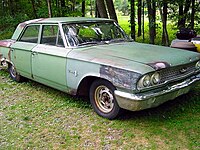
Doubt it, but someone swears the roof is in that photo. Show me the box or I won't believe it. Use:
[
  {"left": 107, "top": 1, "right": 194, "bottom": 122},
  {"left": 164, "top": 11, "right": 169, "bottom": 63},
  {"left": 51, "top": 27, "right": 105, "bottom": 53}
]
[{"left": 24, "top": 17, "right": 113, "bottom": 24}]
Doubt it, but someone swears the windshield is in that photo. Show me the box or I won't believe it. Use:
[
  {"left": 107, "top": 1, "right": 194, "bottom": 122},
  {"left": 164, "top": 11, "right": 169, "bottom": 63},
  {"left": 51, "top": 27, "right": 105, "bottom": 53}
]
[{"left": 62, "top": 21, "right": 130, "bottom": 46}]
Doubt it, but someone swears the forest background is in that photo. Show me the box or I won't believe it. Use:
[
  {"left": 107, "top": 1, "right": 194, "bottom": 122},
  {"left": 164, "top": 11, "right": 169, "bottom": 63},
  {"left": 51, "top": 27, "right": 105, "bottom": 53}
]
[{"left": 1, "top": 0, "right": 200, "bottom": 46}]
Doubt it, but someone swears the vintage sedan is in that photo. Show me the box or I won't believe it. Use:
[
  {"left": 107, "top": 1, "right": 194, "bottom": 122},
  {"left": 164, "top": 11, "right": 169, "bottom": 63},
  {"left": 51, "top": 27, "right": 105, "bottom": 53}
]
[{"left": 0, "top": 17, "right": 200, "bottom": 119}]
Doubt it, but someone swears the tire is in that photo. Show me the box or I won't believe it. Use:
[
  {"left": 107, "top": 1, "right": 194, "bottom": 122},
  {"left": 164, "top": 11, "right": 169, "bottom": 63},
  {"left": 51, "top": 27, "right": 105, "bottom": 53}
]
[
  {"left": 8, "top": 64, "right": 23, "bottom": 82},
  {"left": 89, "top": 79, "right": 121, "bottom": 119}
]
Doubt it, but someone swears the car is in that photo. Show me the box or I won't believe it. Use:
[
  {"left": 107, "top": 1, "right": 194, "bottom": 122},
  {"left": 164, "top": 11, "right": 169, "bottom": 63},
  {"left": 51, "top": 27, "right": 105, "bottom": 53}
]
[{"left": 0, "top": 17, "right": 200, "bottom": 119}]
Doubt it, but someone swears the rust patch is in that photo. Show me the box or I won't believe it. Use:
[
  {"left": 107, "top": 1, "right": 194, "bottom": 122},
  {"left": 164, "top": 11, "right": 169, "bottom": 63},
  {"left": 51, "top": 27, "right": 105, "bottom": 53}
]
[
  {"left": 20, "top": 18, "right": 47, "bottom": 28},
  {"left": 19, "top": 22, "right": 27, "bottom": 28},
  {"left": 147, "top": 62, "right": 170, "bottom": 70},
  {"left": 0, "top": 40, "right": 14, "bottom": 48},
  {"left": 100, "top": 65, "right": 141, "bottom": 90},
  {"left": 67, "top": 88, "right": 77, "bottom": 95},
  {"left": 8, "top": 47, "right": 11, "bottom": 60}
]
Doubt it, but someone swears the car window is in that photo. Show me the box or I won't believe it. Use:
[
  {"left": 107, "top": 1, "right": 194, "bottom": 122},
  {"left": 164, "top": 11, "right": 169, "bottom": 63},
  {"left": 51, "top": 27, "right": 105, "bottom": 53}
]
[
  {"left": 19, "top": 25, "right": 40, "bottom": 43},
  {"left": 41, "top": 25, "right": 64, "bottom": 47}
]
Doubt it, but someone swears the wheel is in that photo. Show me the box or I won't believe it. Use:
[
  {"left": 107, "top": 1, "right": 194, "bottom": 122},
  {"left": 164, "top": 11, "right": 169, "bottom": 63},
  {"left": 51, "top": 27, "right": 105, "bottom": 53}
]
[
  {"left": 8, "top": 64, "right": 23, "bottom": 82},
  {"left": 89, "top": 79, "right": 121, "bottom": 119}
]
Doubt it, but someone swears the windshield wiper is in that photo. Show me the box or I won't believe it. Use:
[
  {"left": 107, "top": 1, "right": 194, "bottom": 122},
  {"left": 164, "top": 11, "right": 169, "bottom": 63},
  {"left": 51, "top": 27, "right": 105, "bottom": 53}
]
[
  {"left": 106, "top": 38, "right": 126, "bottom": 44},
  {"left": 78, "top": 41, "right": 106, "bottom": 46}
]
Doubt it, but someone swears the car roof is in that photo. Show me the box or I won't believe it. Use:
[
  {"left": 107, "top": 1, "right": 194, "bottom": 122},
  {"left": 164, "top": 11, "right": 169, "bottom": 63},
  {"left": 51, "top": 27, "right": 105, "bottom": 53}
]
[{"left": 25, "top": 17, "right": 113, "bottom": 24}]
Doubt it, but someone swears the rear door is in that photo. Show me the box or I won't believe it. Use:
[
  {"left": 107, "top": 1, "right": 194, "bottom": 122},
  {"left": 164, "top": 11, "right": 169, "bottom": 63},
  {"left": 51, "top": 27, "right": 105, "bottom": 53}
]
[
  {"left": 31, "top": 24, "right": 71, "bottom": 91},
  {"left": 11, "top": 25, "right": 40, "bottom": 78}
]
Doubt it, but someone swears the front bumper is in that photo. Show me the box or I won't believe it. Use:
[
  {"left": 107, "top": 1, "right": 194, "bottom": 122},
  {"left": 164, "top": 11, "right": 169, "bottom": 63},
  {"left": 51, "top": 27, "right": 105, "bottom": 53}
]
[{"left": 114, "top": 73, "right": 200, "bottom": 111}]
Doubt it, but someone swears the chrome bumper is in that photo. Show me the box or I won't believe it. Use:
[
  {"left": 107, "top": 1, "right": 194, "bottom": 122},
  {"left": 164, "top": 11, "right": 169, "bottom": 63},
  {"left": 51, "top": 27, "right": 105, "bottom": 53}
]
[{"left": 114, "top": 73, "right": 200, "bottom": 111}]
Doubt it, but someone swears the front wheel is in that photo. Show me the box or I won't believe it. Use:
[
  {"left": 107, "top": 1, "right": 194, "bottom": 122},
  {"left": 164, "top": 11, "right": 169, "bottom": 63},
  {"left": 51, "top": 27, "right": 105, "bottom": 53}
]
[{"left": 89, "top": 79, "right": 121, "bottom": 119}]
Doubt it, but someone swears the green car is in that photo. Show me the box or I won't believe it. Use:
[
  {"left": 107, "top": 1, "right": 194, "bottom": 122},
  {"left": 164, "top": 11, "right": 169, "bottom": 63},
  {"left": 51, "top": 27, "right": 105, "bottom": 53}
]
[{"left": 0, "top": 17, "right": 200, "bottom": 119}]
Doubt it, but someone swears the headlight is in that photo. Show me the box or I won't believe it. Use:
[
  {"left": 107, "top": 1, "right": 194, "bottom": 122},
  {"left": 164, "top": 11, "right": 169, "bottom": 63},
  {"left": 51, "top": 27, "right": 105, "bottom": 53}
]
[
  {"left": 151, "top": 72, "right": 160, "bottom": 85},
  {"left": 138, "top": 75, "right": 151, "bottom": 88},
  {"left": 196, "top": 61, "right": 200, "bottom": 69},
  {"left": 137, "top": 72, "right": 161, "bottom": 90}
]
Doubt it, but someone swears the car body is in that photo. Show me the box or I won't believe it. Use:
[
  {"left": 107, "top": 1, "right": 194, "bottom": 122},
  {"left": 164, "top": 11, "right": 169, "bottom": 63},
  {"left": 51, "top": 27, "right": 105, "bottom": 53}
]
[{"left": 0, "top": 17, "right": 200, "bottom": 119}]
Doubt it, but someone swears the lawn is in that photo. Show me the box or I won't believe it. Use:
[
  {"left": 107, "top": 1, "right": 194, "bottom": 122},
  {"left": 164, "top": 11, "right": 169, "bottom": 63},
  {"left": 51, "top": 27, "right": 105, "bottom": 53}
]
[{"left": 0, "top": 67, "right": 200, "bottom": 149}]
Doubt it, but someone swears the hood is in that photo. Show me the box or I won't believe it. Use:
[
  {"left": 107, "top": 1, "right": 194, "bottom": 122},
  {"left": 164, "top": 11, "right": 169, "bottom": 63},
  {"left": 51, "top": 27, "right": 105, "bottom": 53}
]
[{"left": 68, "top": 42, "right": 200, "bottom": 73}]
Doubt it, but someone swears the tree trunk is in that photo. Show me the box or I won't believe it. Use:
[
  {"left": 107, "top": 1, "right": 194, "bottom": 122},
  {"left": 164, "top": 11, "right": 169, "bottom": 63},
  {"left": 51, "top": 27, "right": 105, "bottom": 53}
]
[
  {"left": 105, "top": 0, "right": 118, "bottom": 22},
  {"left": 178, "top": 2, "right": 183, "bottom": 28},
  {"left": 158, "top": 0, "right": 169, "bottom": 46},
  {"left": 30, "top": 0, "right": 38, "bottom": 18},
  {"left": 146, "top": 0, "right": 156, "bottom": 44},
  {"left": 191, "top": 0, "right": 195, "bottom": 29},
  {"left": 82, "top": 0, "right": 85, "bottom": 17},
  {"left": 137, "top": 0, "right": 142, "bottom": 37},
  {"left": 90, "top": 0, "right": 93, "bottom": 17},
  {"left": 61, "top": 0, "right": 65, "bottom": 16},
  {"left": 9, "top": 0, "right": 14, "bottom": 16},
  {"left": 72, "top": 0, "right": 76, "bottom": 12},
  {"left": 96, "top": 0, "right": 108, "bottom": 18},
  {"left": 130, "top": 0, "right": 135, "bottom": 40},
  {"left": 47, "top": 0, "right": 52, "bottom": 18},
  {"left": 178, "top": 0, "right": 192, "bottom": 29}
]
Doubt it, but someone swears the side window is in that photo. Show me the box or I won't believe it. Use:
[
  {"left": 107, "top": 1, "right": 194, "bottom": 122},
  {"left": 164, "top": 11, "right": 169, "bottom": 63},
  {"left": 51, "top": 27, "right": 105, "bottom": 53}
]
[
  {"left": 19, "top": 25, "right": 40, "bottom": 43},
  {"left": 41, "top": 25, "right": 64, "bottom": 47}
]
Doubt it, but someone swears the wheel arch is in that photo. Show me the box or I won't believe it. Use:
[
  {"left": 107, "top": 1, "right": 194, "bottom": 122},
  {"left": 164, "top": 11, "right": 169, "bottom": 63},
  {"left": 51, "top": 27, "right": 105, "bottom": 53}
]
[{"left": 76, "top": 75, "right": 115, "bottom": 97}]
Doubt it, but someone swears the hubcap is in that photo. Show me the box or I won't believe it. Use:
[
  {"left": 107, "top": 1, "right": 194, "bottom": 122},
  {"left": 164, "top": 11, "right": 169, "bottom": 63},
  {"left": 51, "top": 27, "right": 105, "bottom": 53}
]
[{"left": 94, "top": 85, "right": 114, "bottom": 113}]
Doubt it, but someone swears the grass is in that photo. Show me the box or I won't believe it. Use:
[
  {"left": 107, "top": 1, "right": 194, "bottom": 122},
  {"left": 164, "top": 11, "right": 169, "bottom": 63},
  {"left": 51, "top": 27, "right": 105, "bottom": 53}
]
[{"left": 0, "top": 67, "right": 200, "bottom": 149}]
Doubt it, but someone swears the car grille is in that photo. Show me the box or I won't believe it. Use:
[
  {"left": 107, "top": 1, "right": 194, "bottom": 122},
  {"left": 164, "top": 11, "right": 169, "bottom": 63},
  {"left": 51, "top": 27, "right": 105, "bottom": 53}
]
[{"left": 159, "top": 61, "right": 197, "bottom": 83}]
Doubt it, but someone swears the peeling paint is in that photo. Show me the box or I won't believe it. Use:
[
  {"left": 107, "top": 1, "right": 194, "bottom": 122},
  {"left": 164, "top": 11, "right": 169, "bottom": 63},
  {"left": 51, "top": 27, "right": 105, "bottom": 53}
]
[
  {"left": 0, "top": 40, "right": 15, "bottom": 48},
  {"left": 147, "top": 61, "right": 170, "bottom": 70},
  {"left": 100, "top": 65, "right": 141, "bottom": 90}
]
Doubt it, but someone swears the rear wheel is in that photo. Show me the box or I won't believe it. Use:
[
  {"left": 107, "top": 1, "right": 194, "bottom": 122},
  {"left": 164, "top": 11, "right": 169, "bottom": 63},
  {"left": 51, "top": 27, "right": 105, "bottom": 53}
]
[
  {"left": 89, "top": 79, "right": 121, "bottom": 119},
  {"left": 8, "top": 64, "right": 23, "bottom": 82}
]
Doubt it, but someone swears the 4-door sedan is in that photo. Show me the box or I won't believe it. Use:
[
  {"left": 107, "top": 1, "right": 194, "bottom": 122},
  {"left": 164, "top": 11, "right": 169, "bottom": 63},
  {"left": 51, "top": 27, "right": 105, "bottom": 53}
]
[{"left": 0, "top": 17, "right": 200, "bottom": 119}]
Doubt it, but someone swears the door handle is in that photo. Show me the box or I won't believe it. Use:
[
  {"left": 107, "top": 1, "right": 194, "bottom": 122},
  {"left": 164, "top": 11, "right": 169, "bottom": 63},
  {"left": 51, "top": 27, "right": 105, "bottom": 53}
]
[{"left": 32, "top": 52, "right": 38, "bottom": 56}]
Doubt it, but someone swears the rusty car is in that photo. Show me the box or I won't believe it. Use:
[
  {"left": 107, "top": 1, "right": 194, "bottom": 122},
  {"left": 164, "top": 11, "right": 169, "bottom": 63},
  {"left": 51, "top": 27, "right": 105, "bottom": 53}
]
[{"left": 0, "top": 17, "right": 200, "bottom": 119}]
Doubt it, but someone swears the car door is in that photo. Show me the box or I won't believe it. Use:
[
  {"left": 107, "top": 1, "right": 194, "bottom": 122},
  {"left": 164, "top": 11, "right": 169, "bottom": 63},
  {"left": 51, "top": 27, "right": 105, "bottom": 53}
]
[
  {"left": 10, "top": 25, "right": 40, "bottom": 78},
  {"left": 31, "top": 24, "right": 71, "bottom": 91}
]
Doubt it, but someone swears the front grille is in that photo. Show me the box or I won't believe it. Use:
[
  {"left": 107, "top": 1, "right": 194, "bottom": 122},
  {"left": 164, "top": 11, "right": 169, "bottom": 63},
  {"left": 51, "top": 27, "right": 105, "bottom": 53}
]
[{"left": 160, "top": 61, "right": 197, "bottom": 83}]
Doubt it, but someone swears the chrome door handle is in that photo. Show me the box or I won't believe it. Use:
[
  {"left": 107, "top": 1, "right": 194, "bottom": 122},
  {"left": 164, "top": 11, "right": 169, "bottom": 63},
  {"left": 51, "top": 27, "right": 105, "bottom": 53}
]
[{"left": 32, "top": 52, "right": 38, "bottom": 55}]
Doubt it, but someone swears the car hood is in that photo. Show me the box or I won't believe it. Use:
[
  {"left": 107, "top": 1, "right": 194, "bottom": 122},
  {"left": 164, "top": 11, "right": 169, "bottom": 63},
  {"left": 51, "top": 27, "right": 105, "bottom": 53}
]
[{"left": 68, "top": 42, "right": 200, "bottom": 73}]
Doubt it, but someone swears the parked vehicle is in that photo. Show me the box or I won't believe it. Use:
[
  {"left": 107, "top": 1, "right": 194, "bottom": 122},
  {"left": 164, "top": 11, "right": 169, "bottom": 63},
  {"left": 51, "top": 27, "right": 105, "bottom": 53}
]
[
  {"left": 0, "top": 17, "right": 200, "bottom": 119},
  {"left": 171, "top": 28, "right": 200, "bottom": 52}
]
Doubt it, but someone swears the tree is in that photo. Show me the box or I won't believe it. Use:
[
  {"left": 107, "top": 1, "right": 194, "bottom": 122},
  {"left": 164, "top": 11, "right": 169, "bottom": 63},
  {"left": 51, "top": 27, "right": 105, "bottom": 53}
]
[
  {"left": 178, "top": 0, "right": 192, "bottom": 29},
  {"left": 130, "top": 0, "right": 135, "bottom": 40},
  {"left": 30, "top": 0, "right": 38, "bottom": 18},
  {"left": 47, "top": 0, "right": 52, "bottom": 18},
  {"left": 190, "top": 0, "right": 195, "bottom": 29},
  {"left": 82, "top": 0, "right": 85, "bottom": 17},
  {"left": 105, "top": 0, "right": 118, "bottom": 22},
  {"left": 157, "top": 0, "right": 169, "bottom": 46},
  {"left": 96, "top": 0, "right": 118, "bottom": 22},
  {"left": 137, "top": 0, "right": 142, "bottom": 37},
  {"left": 146, "top": 0, "right": 156, "bottom": 44},
  {"left": 96, "top": 0, "right": 108, "bottom": 18}
]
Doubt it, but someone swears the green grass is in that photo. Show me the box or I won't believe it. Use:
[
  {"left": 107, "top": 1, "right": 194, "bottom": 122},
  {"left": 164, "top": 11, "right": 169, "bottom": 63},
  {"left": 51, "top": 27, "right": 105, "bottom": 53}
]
[{"left": 0, "top": 68, "right": 200, "bottom": 149}]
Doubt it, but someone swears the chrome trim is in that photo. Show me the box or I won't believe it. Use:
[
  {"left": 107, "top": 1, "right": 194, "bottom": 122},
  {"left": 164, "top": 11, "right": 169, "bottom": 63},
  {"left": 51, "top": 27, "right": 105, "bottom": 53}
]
[{"left": 114, "top": 73, "right": 200, "bottom": 111}]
